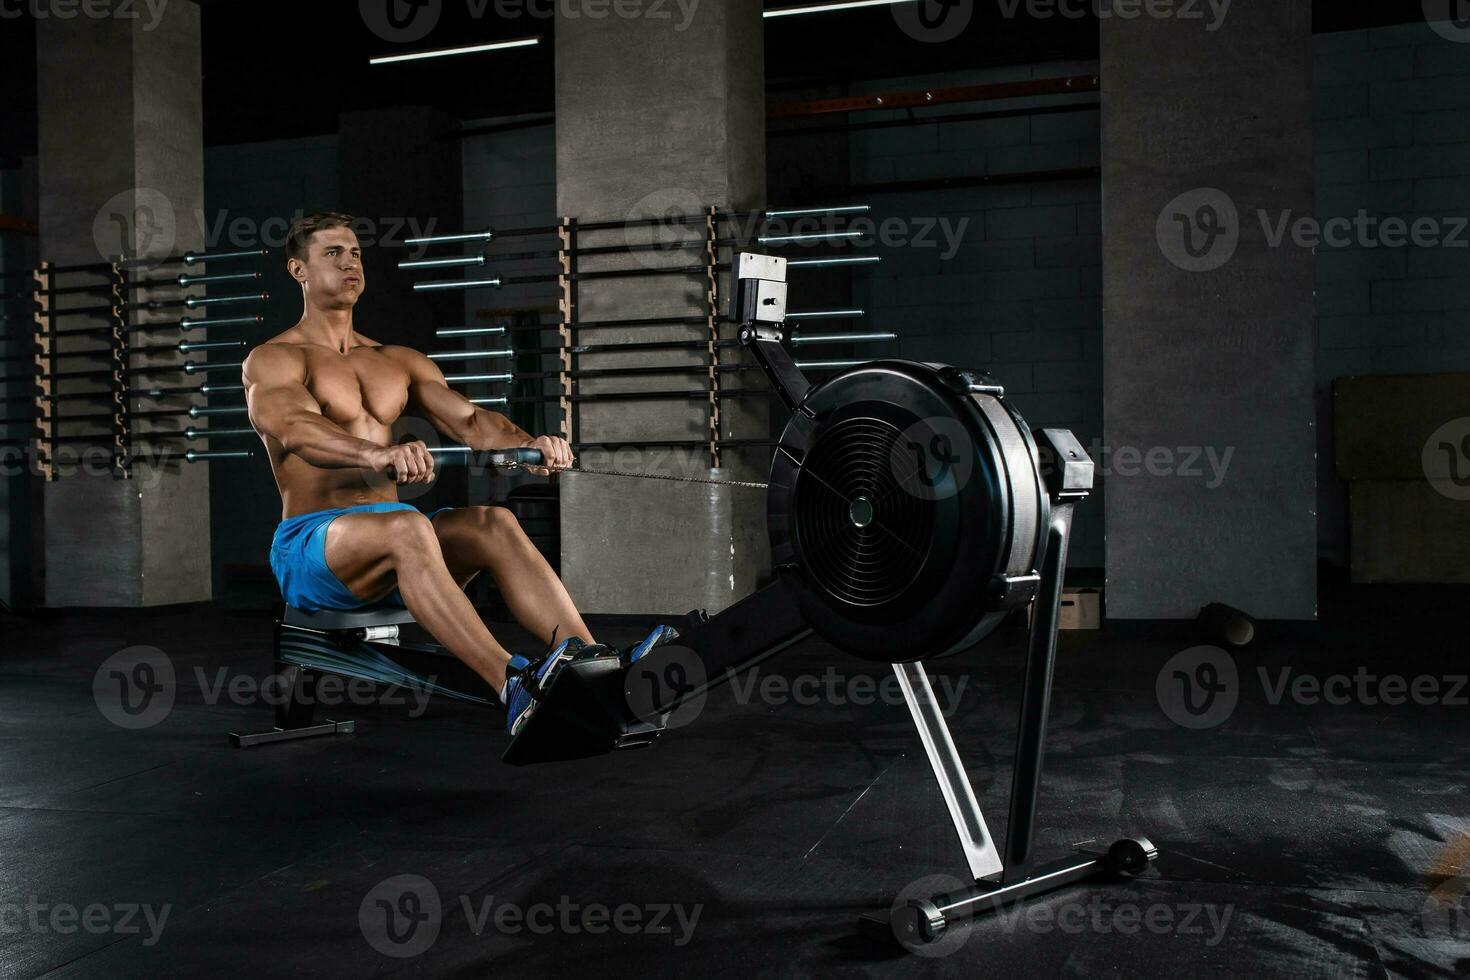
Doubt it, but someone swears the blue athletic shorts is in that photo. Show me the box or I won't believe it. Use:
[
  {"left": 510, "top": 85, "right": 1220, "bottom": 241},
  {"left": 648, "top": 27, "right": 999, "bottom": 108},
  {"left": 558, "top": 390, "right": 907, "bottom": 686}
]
[{"left": 270, "top": 502, "right": 454, "bottom": 612}]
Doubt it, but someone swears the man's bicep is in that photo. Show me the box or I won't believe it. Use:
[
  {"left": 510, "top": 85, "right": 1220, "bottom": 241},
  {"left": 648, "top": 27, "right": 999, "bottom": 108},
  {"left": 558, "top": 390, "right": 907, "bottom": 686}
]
[
  {"left": 243, "top": 346, "right": 318, "bottom": 435},
  {"left": 412, "top": 375, "right": 478, "bottom": 433},
  {"left": 247, "top": 381, "right": 322, "bottom": 438}
]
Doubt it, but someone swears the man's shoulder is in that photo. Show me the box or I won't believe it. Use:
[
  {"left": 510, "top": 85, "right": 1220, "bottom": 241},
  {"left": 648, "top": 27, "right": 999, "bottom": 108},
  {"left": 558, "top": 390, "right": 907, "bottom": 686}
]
[
  {"left": 375, "top": 343, "right": 432, "bottom": 368},
  {"left": 242, "top": 340, "right": 307, "bottom": 383}
]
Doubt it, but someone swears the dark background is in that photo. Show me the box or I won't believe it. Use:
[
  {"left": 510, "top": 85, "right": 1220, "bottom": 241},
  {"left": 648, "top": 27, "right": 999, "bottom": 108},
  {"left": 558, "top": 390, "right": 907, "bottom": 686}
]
[{"left": 0, "top": 0, "right": 1440, "bottom": 165}]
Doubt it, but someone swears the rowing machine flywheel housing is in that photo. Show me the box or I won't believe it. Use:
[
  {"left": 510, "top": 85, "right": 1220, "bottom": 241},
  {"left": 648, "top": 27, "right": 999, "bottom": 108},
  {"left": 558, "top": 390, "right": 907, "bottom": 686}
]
[{"left": 766, "top": 360, "right": 1048, "bottom": 663}]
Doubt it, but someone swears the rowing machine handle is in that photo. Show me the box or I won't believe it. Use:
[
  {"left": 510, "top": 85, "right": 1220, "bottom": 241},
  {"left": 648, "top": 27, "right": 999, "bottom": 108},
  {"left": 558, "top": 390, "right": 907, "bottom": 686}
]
[{"left": 488, "top": 448, "right": 545, "bottom": 471}]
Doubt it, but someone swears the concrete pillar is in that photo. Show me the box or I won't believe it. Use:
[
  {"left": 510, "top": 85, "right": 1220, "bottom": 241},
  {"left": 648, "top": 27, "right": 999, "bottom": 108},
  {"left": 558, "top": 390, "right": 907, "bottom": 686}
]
[
  {"left": 554, "top": 1, "right": 769, "bottom": 616},
  {"left": 35, "top": 5, "right": 209, "bottom": 606},
  {"left": 1100, "top": 4, "right": 1316, "bottom": 619}
]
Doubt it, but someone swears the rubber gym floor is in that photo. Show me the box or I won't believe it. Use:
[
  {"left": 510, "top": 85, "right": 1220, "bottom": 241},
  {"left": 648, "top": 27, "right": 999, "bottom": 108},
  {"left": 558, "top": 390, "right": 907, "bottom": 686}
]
[{"left": 1, "top": 584, "right": 1466, "bottom": 978}]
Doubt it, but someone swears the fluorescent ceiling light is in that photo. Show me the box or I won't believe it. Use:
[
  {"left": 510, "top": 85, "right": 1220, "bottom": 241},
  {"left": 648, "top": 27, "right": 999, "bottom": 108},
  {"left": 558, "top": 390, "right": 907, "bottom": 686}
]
[
  {"left": 765, "top": 0, "right": 918, "bottom": 18},
  {"left": 370, "top": 37, "right": 541, "bottom": 66}
]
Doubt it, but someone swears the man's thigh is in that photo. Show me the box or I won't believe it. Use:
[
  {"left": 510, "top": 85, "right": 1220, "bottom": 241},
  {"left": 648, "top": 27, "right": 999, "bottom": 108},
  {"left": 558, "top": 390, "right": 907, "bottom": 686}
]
[{"left": 323, "top": 509, "right": 439, "bottom": 602}]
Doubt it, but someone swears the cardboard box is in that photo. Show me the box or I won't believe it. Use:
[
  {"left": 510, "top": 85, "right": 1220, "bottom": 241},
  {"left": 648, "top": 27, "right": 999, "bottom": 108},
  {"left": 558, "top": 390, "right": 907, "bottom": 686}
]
[
  {"left": 1030, "top": 588, "right": 1102, "bottom": 629},
  {"left": 1350, "top": 480, "right": 1470, "bottom": 584}
]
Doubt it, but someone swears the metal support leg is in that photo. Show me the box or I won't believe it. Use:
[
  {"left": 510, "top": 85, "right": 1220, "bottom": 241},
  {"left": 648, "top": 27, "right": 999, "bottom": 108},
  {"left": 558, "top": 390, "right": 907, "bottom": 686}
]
[
  {"left": 1003, "top": 500, "right": 1076, "bottom": 880},
  {"left": 862, "top": 487, "right": 1157, "bottom": 950},
  {"left": 228, "top": 643, "right": 356, "bottom": 748},
  {"left": 892, "top": 662, "right": 1003, "bottom": 882}
]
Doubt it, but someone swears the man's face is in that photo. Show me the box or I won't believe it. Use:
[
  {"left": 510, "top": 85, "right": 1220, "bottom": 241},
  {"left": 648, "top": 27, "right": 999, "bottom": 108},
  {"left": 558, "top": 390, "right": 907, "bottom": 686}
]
[{"left": 292, "top": 226, "right": 364, "bottom": 307}]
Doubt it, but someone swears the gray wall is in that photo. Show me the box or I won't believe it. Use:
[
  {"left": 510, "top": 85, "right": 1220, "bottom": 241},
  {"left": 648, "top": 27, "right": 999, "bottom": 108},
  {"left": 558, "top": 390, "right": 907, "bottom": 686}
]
[{"left": 1313, "top": 21, "right": 1470, "bottom": 567}]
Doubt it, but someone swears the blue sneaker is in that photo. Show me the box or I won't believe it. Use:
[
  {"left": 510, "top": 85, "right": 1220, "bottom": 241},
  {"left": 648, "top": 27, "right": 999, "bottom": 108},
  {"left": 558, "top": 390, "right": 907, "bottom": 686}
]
[
  {"left": 621, "top": 624, "right": 681, "bottom": 666},
  {"left": 504, "top": 633, "right": 590, "bottom": 736}
]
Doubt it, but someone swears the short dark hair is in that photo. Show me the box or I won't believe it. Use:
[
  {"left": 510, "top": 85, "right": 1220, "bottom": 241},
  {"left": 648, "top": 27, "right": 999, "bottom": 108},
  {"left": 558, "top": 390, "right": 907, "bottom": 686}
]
[{"left": 285, "top": 212, "right": 357, "bottom": 262}]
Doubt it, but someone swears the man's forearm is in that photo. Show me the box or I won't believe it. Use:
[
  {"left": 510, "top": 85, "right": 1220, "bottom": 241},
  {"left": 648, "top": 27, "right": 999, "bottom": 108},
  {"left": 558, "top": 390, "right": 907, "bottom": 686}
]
[
  {"left": 464, "top": 409, "right": 534, "bottom": 451},
  {"left": 276, "top": 413, "right": 382, "bottom": 469}
]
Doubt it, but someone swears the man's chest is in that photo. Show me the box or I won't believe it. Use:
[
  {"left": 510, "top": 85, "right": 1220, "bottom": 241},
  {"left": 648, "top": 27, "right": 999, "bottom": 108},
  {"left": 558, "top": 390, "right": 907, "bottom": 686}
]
[{"left": 302, "top": 350, "right": 410, "bottom": 426}]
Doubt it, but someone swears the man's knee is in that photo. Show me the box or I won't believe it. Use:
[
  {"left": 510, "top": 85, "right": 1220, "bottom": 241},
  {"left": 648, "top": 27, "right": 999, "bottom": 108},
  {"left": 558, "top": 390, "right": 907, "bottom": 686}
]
[
  {"left": 469, "top": 505, "right": 520, "bottom": 537},
  {"left": 383, "top": 509, "right": 438, "bottom": 554}
]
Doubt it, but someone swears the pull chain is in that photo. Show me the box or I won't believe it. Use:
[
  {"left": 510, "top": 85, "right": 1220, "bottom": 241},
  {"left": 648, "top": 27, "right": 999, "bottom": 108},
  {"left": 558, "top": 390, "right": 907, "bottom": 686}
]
[{"left": 555, "top": 465, "right": 769, "bottom": 490}]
